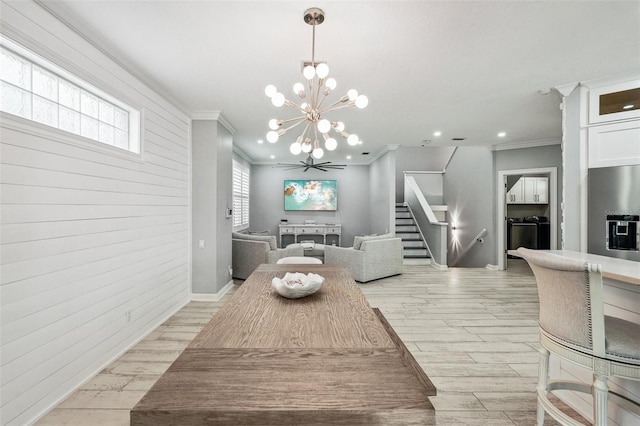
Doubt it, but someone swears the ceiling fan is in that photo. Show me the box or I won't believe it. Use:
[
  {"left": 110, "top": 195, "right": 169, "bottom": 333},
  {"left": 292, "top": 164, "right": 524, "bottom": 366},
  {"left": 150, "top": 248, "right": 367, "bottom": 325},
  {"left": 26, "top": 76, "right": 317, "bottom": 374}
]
[{"left": 275, "top": 154, "right": 346, "bottom": 172}]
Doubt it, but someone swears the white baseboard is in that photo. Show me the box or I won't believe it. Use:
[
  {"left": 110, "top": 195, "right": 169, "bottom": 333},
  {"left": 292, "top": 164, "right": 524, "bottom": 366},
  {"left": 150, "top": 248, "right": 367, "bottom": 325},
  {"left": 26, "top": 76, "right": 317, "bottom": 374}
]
[
  {"left": 485, "top": 264, "right": 499, "bottom": 270},
  {"left": 192, "top": 280, "right": 235, "bottom": 302},
  {"left": 430, "top": 262, "right": 448, "bottom": 271}
]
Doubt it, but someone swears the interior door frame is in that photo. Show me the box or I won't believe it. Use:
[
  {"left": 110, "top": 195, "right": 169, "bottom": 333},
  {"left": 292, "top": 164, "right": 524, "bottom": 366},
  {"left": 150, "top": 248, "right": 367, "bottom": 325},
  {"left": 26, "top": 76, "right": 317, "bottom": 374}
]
[{"left": 496, "top": 167, "right": 558, "bottom": 270}]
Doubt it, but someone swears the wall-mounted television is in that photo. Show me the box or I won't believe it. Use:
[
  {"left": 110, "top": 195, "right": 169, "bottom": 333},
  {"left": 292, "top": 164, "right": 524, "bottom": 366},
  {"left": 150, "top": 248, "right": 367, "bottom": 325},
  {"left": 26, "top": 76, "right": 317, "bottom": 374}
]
[{"left": 284, "top": 180, "right": 337, "bottom": 211}]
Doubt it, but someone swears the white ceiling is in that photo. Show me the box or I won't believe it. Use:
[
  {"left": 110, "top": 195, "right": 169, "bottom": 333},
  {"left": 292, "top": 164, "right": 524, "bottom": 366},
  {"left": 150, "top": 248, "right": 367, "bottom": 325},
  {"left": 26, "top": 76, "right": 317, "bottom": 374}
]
[{"left": 39, "top": 1, "right": 640, "bottom": 164}]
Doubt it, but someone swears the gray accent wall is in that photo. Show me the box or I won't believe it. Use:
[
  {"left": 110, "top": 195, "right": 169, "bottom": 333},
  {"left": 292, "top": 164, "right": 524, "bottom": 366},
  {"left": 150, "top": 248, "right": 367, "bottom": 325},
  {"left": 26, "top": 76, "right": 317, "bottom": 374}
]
[
  {"left": 443, "top": 147, "right": 496, "bottom": 267},
  {"left": 192, "top": 120, "right": 233, "bottom": 294},
  {"left": 249, "top": 164, "right": 371, "bottom": 247},
  {"left": 370, "top": 150, "right": 396, "bottom": 235}
]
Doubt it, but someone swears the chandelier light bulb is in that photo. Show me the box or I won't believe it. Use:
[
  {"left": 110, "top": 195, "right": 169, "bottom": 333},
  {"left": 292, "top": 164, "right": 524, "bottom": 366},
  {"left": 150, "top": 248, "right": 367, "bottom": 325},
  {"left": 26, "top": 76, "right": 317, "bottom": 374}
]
[
  {"left": 290, "top": 142, "right": 302, "bottom": 155},
  {"left": 301, "top": 141, "right": 312, "bottom": 153},
  {"left": 347, "top": 89, "right": 358, "bottom": 101},
  {"left": 271, "top": 93, "right": 285, "bottom": 107},
  {"left": 300, "top": 102, "right": 309, "bottom": 111},
  {"left": 317, "top": 119, "right": 331, "bottom": 134},
  {"left": 335, "top": 121, "right": 345, "bottom": 132},
  {"left": 265, "top": 84, "right": 277, "bottom": 98},
  {"left": 303, "top": 65, "right": 316, "bottom": 80},
  {"left": 325, "top": 78, "right": 337, "bottom": 90},
  {"left": 312, "top": 147, "right": 324, "bottom": 159},
  {"left": 355, "top": 95, "right": 369, "bottom": 109},
  {"left": 347, "top": 134, "right": 359, "bottom": 146},
  {"left": 293, "top": 82, "right": 305, "bottom": 96},
  {"left": 316, "top": 63, "right": 329, "bottom": 79},
  {"left": 325, "top": 137, "right": 337, "bottom": 151},
  {"left": 268, "top": 119, "right": 280, "bottom": 130},
  {"left": 266, "top": 131, "right": 280, "bottom": 143}
]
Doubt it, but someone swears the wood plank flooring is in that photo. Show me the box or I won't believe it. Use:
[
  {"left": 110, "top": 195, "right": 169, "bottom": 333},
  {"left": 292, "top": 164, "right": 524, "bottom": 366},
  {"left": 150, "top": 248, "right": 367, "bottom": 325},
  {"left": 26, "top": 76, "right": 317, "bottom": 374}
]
[{"left": 36, "top": 259, "right": 587, "bottom": 425}]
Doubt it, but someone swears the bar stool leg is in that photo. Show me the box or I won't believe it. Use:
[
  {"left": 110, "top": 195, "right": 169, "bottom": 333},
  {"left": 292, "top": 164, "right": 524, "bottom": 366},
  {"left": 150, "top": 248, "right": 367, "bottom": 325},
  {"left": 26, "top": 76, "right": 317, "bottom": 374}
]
[
  {"left": 593, "top": 373, "right": 609, "bottom": 426},
  {"left": 537, "top": 346, "right": 550, "bottom": 426}
]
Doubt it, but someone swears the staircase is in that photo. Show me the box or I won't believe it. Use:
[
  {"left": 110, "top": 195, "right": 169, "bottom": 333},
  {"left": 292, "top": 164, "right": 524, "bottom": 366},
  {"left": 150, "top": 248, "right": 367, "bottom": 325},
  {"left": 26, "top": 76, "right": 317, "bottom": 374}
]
[{"left": 395, "top": 204, "right": 430, "bottom": 262}]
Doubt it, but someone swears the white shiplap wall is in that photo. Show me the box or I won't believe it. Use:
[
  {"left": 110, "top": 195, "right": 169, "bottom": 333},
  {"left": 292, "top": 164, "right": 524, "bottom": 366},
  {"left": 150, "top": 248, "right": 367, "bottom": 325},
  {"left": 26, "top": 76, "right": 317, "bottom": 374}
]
[{"left": 0, "top": 2, "right": 191, "bottom": 425}]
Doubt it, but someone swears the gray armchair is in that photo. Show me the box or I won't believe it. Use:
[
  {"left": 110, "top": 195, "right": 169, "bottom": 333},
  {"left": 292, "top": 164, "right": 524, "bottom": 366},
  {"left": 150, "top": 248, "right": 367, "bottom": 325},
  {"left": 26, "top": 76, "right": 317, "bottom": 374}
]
[
  {"left": 324, "top": 234, "right": 403, "bottom": 282},
  {"left": 232, "top": 232, "right": 303, "bottom": 280}
]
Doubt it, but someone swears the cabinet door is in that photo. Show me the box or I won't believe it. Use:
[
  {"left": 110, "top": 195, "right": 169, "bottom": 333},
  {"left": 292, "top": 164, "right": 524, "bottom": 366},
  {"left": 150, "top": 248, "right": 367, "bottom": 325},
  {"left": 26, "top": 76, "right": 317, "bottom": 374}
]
[
  {"left": 534, "top": 177, "right": 548, "bottom": 204},
  {"left": 523, "top": 177, "right": 548, "bottom": 204},
  {"left": 506, "top": 179, "right": 524, "bottom": 204}
]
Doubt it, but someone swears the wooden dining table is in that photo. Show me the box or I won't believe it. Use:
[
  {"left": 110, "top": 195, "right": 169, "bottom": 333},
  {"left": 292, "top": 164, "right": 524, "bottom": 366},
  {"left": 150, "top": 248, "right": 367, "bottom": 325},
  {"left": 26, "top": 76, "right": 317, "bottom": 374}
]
[{"left": 130, "top": 264, "right": 436, "bottom": 425}]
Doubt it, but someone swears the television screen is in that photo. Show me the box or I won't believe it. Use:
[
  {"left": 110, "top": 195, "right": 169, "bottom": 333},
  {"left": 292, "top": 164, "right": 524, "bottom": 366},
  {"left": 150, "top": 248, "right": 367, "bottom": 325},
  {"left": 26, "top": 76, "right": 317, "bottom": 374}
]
[{"left": 284, "top": 180, "right": 337, "bottom": 211}]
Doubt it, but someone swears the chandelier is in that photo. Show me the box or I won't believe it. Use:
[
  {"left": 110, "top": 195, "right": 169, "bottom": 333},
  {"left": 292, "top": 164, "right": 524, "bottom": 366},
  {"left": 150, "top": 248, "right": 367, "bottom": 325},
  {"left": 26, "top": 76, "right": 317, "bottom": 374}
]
[{"left": 264, "top": 7, "right": 368, "bottom": 159}]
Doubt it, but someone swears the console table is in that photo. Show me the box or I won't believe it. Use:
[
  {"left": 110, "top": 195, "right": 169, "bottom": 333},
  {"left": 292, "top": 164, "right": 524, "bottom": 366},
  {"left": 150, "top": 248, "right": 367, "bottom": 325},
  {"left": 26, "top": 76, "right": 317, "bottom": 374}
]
[{"left": 279, "top": 223, "right": 341, "bottom": 247}]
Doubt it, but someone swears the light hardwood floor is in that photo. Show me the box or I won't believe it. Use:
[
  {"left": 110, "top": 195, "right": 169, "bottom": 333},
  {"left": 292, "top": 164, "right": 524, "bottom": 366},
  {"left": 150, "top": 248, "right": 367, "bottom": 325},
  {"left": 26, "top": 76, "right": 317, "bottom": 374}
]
[{"left": 36, "top": 259, "right": 587, "bottom": 425}]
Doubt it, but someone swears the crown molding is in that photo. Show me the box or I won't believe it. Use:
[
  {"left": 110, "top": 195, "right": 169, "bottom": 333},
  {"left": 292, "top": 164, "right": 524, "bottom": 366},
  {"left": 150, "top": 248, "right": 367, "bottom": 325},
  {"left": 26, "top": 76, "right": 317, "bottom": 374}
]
[
  {"left": 491, "top": 138, "right": 561, "bottom": 152},
  {"left": 232, "top": 146, "right": 253, "bottom": 163},
  {"left": 554, "top": 82, "right": 579, "bottom": 97},
  {"left": 191, "top": 110, "right": 237, "bottom": 134}
]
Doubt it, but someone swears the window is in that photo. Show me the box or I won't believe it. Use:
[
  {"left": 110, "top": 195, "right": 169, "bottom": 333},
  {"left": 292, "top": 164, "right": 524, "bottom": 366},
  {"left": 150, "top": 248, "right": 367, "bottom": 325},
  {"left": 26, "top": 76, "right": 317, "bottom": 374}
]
[
  {"left": 0, "top": 37, "right": 140, "bottom": 153},
  {"left": 232, "top": 160, "right": 250, "bottom": 231}
]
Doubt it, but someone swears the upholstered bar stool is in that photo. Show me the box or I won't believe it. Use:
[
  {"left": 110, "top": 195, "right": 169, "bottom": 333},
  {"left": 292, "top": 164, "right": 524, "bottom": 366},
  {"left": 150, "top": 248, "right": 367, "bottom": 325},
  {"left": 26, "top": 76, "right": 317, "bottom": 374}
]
[
  {"left": 516, "top": 248, "right": 640, "bottom": 425},
  {"left": 276, "top": 256, "right": 322, "bottom": 265}
]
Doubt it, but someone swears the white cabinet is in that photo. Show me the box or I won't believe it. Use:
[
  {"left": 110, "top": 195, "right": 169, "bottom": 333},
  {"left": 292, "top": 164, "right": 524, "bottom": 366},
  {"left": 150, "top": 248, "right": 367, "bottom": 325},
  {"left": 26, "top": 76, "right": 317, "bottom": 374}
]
[
  {"left": 506, "top": 179, "right": 525, "bottom": 203},
  {"left": 507, "top": 177, "right": 548, "bottom": 204}
]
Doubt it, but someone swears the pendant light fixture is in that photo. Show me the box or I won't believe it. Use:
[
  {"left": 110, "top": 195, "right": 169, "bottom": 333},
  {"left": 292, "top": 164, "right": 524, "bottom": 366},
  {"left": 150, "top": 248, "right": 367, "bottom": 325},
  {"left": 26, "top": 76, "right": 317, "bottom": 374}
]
[{"left": 264, "top": 7, "right": 368, "bottom": 159}]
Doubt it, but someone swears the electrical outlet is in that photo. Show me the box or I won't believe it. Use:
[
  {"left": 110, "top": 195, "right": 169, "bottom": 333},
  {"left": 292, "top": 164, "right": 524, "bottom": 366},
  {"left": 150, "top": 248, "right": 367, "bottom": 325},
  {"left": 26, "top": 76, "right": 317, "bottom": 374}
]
[
  {"left": 198, "top": 240, "right": 205, "bottom": 249},
  {"left": 228, "top": 265, "right": 233, "bottom": 276}
]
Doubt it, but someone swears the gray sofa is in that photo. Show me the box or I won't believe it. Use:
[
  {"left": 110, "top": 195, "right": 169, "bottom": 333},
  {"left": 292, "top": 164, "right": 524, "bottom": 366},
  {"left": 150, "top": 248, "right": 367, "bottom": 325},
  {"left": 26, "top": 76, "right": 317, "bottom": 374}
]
[
  {"left": 324, "top": 233, "right": 403, "bottom": 282},
  {"left": 232, "top": 232, "right": 303, "bottom": 280}
]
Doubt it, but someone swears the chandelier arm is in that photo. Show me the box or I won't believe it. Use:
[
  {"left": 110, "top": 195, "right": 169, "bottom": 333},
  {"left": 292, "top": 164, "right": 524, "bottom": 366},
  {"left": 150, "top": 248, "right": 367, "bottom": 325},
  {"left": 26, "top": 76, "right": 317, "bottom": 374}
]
[
  {"left": 318, "top": 97, "right": 351, "bottom": 112},
  {"left": 281, "top": 117, "right": 309, "bottom": 134},
  {"left": 279, "top": 115, "right": 307, "bottom": 125},
  {"left": 283, "top": 99, "right": 308, "bottom": 113},
  {"left": 319, "top": 103, "right": 356, "bottom": 114}
]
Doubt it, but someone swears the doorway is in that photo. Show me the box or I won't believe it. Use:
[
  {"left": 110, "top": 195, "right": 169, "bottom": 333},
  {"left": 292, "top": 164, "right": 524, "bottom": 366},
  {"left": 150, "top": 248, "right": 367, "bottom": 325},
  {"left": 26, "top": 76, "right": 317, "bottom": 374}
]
[{"left": 496, "top": 167, "right": 558, "bottom": 270}]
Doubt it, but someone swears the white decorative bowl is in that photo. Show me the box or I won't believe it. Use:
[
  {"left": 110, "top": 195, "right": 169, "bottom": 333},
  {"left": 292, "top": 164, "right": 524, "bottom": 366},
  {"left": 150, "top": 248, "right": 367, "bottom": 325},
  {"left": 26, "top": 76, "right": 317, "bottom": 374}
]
[{"left": 272, "top": 272, "right": 325, "bottom": 299}]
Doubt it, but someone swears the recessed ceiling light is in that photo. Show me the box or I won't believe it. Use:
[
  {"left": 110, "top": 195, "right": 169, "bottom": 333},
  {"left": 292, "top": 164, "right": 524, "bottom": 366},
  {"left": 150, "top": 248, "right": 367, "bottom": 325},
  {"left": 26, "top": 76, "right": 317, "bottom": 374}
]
[
  {"left": 433, "top": 131, "right": 442, "bottom": 137},
  {"left": 257, "top": 139, "right": 264, "bottom": 144},
  {"left": 498, "top": 132, "right": 506, "bottom": 138},
  {"left": 623, "top": 104, "right": 635, "bottom": 110},
  {"left": 270, "top": 155, "right": 275, "bottom": 159},
  {"left": 346, "top": 155, "right": 352, "bottom": 160}
]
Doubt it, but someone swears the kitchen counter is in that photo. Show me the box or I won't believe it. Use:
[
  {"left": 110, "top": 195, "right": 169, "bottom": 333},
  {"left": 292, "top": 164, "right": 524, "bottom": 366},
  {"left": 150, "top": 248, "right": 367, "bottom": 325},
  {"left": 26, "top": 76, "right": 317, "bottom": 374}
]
[{"left": 508, "top": 249, "right": 639, "bottom": 285}]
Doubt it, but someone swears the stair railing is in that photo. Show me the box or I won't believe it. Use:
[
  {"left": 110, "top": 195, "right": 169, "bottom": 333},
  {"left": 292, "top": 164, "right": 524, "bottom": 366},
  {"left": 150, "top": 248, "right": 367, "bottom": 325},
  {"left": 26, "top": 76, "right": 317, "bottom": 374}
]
[{"left": 404, "top": 176, "right": 448, "bottom": 269}]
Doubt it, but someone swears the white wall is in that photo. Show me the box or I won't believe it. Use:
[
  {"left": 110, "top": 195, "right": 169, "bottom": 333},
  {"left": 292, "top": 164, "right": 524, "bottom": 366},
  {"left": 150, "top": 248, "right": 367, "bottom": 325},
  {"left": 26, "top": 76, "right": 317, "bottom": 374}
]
[{"left": 0, "top": 2, "right": 191, "bottom": 424}]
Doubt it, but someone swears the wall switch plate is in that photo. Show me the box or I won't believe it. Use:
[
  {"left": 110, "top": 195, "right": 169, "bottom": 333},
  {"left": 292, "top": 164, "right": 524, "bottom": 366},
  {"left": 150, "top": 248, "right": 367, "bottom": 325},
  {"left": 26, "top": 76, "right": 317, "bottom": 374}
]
[{"left": 198, "top": 240, "right": 205, "bottom": 249}]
